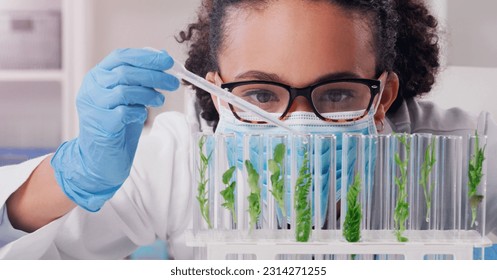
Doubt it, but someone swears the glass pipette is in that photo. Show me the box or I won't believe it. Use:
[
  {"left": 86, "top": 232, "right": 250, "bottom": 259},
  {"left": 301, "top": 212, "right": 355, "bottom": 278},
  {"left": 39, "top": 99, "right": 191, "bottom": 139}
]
[{"left": 168, "top": 59, "right": 301, "bottom": 135}]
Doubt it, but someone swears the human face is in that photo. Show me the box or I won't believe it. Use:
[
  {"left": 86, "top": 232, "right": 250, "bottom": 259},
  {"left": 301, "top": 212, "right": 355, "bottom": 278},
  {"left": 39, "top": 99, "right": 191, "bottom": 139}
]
[{"left": 207, "top": 0, "right": 398, "bottom": 124}]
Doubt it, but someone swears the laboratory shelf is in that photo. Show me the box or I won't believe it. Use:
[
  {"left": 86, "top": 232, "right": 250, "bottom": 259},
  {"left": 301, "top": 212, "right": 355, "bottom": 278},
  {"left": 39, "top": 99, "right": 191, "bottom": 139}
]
[
  {"left": 186, "top": 230, "right": 491, "bottom": 260},
  {"left": 0, "top": 70, "right": 64, "bottom": 82}
]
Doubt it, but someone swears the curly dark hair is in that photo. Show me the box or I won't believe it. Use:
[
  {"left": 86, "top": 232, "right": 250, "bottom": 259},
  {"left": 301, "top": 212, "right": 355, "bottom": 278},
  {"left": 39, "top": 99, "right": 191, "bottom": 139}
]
[{"left": 177, "top": 0, "right": 440, "bottom": 128}]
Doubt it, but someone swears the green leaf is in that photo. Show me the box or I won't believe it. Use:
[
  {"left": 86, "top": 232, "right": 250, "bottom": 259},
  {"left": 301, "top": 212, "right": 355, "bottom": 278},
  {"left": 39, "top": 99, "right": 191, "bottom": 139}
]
[
  {"left": 273, "top": 143, "right": 286, "bottom": 164},
  {"left": 343, "top": 173, "right": 362, "bottom": 243},
  {"left": 247, "top": 192, "right": 261, "bottom": 229},
  {"left": 220, "top": 179, "right": 237, "bottom": 221},
  {"left": 398, "top": 235, "right": 409, "bottom": 242},
  {"left": 220, "top": 184, "right": 233, "bottom": 201},
  {"left": 245, "top": 160, "right": 261, "bottom": 230},
  {"left": 394, "top": 153, "right": 402, "bottom": 166},
  {"left": 268, "top": 144, "right": 287, "bottom": 219},
  {"left": 222, "top": 166, "right": 236, "bottom": 185},
  {"left": 468, "top": 131, "right": 486, "bottom": 228},
  {"left": 245, "top": 160, "right": 259, "bottom": 191},
  {"left": 268, "top": 159, "right": 279, "bottom": 174},
  {"left": 294, "top": 149, "right": 312, "bottom": 242}
]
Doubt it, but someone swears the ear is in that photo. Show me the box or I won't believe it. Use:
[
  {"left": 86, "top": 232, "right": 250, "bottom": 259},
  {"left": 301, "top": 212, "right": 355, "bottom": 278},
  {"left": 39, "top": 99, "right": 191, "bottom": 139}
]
[
  {"left": 374, "top": 72, "right": 399, "bottom": 124},
  {"left": 205, "top": 72, "right": 222, "bottom": 112}
]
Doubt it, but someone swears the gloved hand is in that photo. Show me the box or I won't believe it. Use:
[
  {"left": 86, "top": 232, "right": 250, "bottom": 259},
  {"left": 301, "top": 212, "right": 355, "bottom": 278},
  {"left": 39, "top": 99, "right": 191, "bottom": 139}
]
[{"left": 51, "top": 48, "right": 179, "bottom": 212}]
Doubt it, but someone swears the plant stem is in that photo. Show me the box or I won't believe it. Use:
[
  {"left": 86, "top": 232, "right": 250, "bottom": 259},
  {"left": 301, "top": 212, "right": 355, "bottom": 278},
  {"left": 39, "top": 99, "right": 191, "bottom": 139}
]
[
  {"left": 394, "top": 134, "right": 410, "bottom": 242},
  {"left": 197, "top": 135, "right": 212, "bottom": 228},
  {"left": 419, "top": 138, "right": 436, "bottom": 222},
  {"left": 468, "top": 131, "right": 486, "bottom": 227}
]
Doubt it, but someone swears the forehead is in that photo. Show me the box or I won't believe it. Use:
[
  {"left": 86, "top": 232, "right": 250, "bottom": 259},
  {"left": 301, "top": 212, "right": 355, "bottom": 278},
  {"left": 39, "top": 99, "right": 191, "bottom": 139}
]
[{"left": 218, "top": 0, "right": 376, "bottom": 86}]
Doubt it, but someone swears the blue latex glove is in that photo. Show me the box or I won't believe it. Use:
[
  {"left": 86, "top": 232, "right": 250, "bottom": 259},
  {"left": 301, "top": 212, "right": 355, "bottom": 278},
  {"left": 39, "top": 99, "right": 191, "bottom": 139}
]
[{"left": 51, "top": 48, "right": 179, "bottom": 212}]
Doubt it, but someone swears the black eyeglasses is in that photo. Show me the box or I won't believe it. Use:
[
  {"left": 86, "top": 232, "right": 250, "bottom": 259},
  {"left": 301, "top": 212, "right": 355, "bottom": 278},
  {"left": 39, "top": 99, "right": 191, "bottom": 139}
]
[{"left": 221, "top": 73, "right": 384, "bottom": 124}]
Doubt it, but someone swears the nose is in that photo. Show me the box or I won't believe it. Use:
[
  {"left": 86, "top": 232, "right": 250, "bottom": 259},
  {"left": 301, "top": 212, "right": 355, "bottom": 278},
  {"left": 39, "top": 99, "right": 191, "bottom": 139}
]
[{"left": 286, "top": 96, "right": 314, "bottom": 114}]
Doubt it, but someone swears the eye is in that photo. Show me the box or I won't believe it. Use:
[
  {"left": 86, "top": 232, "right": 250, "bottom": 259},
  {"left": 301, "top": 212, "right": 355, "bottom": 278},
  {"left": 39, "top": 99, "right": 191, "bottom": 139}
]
[
  {"left": 243, "top": 89, "right": 280, "bottom": 104},
  {"left": 229, "top": 83, "right": 289, "bottom": 113},
  {"left": 313, "top": 82, "right": 372, "bottom": 113},
  {"left": 319, "top": 89, "right": 355, "bottom": 103}
]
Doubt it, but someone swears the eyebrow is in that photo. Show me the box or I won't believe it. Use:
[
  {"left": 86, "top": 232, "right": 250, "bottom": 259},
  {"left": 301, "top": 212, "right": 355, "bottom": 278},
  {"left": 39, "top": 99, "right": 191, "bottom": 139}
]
[
  {"left": 235, "top": 71, "right": 282, "bottom": 82},
  {"left": 234, "top": 70, "right": 363, "bottom": 85}
]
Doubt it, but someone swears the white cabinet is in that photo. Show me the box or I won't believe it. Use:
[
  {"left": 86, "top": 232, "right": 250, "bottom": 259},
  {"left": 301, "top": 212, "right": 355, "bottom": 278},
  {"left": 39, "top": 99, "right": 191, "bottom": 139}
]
[{"left": 0, "top": 0, "right": 88, "bottom": 165}]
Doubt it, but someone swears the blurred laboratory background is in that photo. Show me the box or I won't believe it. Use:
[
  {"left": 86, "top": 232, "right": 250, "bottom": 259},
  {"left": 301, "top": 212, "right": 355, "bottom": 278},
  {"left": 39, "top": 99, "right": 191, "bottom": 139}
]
[{"left": 0, "top": 0, "right": 495, "bottom": 258}]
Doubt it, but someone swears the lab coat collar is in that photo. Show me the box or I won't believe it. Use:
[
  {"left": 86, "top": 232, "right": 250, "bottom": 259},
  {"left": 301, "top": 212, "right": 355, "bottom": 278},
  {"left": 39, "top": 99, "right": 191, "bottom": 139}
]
[{"left": 385, "top": 99, "right": 412, "bottom": 134}]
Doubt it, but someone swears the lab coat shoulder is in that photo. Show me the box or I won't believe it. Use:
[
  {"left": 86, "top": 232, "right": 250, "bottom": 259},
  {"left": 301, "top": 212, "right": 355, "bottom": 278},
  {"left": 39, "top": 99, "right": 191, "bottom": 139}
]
[{"left": 407, "top": 99, "right": 478, "bottom": 134}]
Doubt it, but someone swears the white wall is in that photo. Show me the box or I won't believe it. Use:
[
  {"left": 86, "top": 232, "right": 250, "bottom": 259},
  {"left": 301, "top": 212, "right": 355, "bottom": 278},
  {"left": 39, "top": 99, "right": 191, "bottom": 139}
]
[
  {"left": 427, "top": 0, "right": 497, "bottom": 68},
  {"left": 90, "top": 0, "right": 201, "bottom": 125},
  {"left": 447, "top": 0, "right": 497, "bottom": 68},
  {"left": 426, "top": 0, "right": 448, "bottom": 67},
  {"left": 425, "top": 0, "right": 497, "bottom": 119},
  {"left": 0, "top": 82, "right": 61, "bottom": 147},
  {"left": 0, "top": 0, "right": 60, "bottom": 10},
  {"left": 428, "top": 66, "right": 497, "bottom": 119}
]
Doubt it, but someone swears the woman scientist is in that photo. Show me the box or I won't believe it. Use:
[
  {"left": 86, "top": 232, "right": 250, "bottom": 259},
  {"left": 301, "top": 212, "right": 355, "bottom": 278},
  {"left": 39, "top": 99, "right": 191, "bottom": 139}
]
[{"left": 1, "top": 0, "right": 496, "bottom": 259}]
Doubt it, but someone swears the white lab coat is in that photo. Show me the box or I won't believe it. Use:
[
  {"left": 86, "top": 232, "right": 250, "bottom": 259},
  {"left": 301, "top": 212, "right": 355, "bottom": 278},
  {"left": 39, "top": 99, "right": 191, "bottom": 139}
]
[
  {"left": 0, "top": 112, "right": 195, "bottom": 259},
  {"left": 0, "top": 99, "right": 496, "bottom": 259}
]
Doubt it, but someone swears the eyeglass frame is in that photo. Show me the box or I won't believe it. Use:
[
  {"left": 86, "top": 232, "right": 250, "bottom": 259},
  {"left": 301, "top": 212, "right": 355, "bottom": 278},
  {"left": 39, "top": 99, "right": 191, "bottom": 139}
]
[{"left": 220, "top": 72, "right": 387, "bottom": 124}]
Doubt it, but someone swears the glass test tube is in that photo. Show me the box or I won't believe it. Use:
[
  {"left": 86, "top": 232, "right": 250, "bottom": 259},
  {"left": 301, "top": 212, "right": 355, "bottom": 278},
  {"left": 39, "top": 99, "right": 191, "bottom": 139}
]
[
  {"left": 370, "top": 134, "right": 393, "bottom": 233},
  {"left": 462, "top": 134, "right": 487, "bottom": 237},
  {"left": 411, "top": 134, "right": 463, "bottom": 239},
  {"left": 390, "top": 134, "right": 414, "bottom": 241},
  {"left": 291, "top": 134, "right": 313, "bottom": 242},
  {"left": 313, "top": 134, "right": 338, "bottom": 240},
  {"left": 243, "top": 134, "right": 264, "bottom": 232},
  {"left": 410, "top": 133, "right": 434, "bottom": 231},
  {"left": 214, "top": 133, "right": 238, "bottom": 231},
  {"left": 266, "top": 134, "right": 290, "bottom": 233},
  {"left": 433, "top": 135, "right": 462, "bottom": 234},
  {"left": 341, "top": 133, "right": 377, "bottom": 241},
  {"left": 193, "top": 132, "right": 216, "bottom": 233}
]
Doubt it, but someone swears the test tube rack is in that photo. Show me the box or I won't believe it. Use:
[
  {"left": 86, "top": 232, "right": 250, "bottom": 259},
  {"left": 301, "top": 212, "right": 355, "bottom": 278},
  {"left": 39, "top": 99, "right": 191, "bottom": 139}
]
[{"left": 187, "top": 132, "right": 490, "bottom": 260}]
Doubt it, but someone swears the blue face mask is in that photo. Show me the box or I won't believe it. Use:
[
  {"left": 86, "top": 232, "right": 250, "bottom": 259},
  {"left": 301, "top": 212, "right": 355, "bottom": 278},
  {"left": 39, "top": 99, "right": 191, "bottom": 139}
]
[{"left": 215, "top": 106, "right": 378, "bottom": 228}]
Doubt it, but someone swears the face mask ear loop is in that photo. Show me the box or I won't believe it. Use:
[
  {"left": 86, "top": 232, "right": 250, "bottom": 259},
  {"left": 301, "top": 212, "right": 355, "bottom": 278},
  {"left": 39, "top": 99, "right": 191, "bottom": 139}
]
[
  {"left": 216, "top": 90, "right": 232, "bottom": 120},
  {"left": 217, "top": 95, "right": 223, "bottom": 113},
  {"left": 372, "top": 89, "right": 383, "bottom": 115}
]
